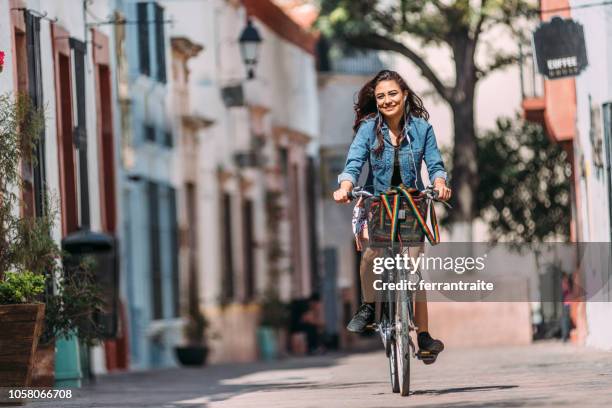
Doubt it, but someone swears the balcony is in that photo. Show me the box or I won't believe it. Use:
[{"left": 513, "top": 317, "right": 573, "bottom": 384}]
[
  {"left": 318, "top": 39, "right": 386, "bottom": 76},
  {"left": 519, "top": 43, "right": 576, "bottom": 143},
  {"left": 519, "top": 44, "right": 546, "bottom": 124}
]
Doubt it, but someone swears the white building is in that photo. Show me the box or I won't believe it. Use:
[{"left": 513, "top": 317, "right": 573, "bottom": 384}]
[
  {"left": 521, "top": 0, "right": 612, "bottom": 349},
  {"left": 0, "top": 0, "right": 125, "bottom": 372},
  {"left": 569, "top": 0, "right": 612, "bottom": 350},
  {"left": 162, "top": 0, "right": 320, "bottom": 363}
]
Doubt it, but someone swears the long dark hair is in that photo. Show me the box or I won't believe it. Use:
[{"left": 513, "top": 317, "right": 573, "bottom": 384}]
[{"left": 353, "top": 70, "right": 429, "bottom": 156}]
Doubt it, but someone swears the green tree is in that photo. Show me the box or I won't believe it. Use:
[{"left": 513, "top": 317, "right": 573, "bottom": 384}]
[
  {"left": 477, "top": 116, "right": 571, "bottom": 243},
  {"left": 317, "top": 0, "right": 535, "bottom": 238}
]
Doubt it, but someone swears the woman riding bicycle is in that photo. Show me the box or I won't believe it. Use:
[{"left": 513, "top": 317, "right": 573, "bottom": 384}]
[{"left": 332, "top": 69, "right": 451, "bottom": 363}]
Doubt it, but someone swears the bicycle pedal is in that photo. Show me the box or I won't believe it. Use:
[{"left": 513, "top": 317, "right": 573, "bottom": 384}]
[
  {"left": 365, "top": 323, "right": 379, "bottom": 332},
  {"left": 416, "top": 350, "right": 436, "bottom": 360},
  {"left": 417, "top": 351, "right": 438, "bottom": 365}
]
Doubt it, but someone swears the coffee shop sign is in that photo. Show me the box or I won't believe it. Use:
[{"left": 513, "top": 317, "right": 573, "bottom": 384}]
[{"left": 533, "top": 17, "right": 588, "bottom": 80}]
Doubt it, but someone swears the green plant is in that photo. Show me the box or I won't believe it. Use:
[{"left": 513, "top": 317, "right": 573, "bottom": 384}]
[
  {"left": 0, "top": 271, "right": 45, "bottom": 304},
  {"left": 0, "top": 93, "right": 44, "bottom": 278},
  {"left": 476, "top": 115, "right": 571, "bottom": 243},
  {"left": 41, "top": 257, "right": 107, "bottom": 346},
  {"left": 11, "top": 201, "right": 62, "bottom": 276},
  {"left": 184, "top": 310, "right": 209, "bottom": 346},
  {"left": 0, "top": 92, "right": 106, "bottom": 346},
  {"left": 259, "top": 289, "right": 289, "bottom": 329}
]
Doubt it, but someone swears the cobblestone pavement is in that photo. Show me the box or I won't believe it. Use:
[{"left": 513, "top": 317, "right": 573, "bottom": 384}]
[{"left": 25, "top": 341, "right": 612, "bottom": 408}]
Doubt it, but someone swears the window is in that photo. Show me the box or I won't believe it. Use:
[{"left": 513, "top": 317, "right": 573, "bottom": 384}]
[
  {"left": 279, "top": 147, "right": 289, "bottom": 191},
  {"left": 306, "top": 157, "right": 319, "bottom": 292},
  {"left": 242, "top": 199, "right": 255, "bottom": 301},
  {"left": 168, "top": 186, "right": 179, "bottom": 317},
  {"left": 137, "top": 2, "right": 166, "bottom": 83},
  {"left": 154, "top": 4, "right": 167, "bottom": 83},
  {"left": 221, "top": 193, "right": 235, "bottom": 302},
  {"left": 24, "top": 12, "right": 46, "bottom": 217},
  {"left": 144, "top": 124, "right": 156, "bottom": 142},
  {"left": 70, "top": 38, "right": 91, "bottom": 229},
  {"left": 137, "top": 3, "right": 150, "bottom": 76},
  {"left": 147, "top": 181, "right": 163, "bottom": 319},
  {"left": 163, "top": 130, "right": 173, "bottom": 147},
  {"left": 52, "top": 24, "right": 79, "bottom": 235},
  {"left": 290, "top": 163, "right": 303, "bottom": 295},
  {"left": 96, "top": 62, "right": 117, "bottom": 232},
  {"left": 185, "top": 183, "right": 199, "bottom": 315}
]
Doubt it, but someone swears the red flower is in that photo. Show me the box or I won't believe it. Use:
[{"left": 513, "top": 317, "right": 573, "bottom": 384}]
[{"left": 0, "top": 51, "right": 5, "bottom": 72}]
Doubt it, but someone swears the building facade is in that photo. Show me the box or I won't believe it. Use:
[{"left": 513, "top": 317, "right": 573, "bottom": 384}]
[
  {"left": 160, "top": 0, "right": 321, "bottom": 363},
  {"left": 523, "top": 0, "right": 612, "bottom": 349},
  {"left": 569, "top": 0, "right": 612, "bottom": 349},
  {"left": 1, "top": 0, "right": 124, "bottom": 374}
]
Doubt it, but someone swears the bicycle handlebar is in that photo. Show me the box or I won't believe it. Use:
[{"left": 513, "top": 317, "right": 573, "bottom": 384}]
[
  {"left": 347, "top": 185, "right": 440, "bottom": 202},
  {"left": 347, "top": 187, "right": 374, "bottom": 201}
]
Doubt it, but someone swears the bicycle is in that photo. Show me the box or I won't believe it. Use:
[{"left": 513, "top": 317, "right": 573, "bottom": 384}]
[{"left": 348, "top": 184, "right": 445, "bottom": 396}]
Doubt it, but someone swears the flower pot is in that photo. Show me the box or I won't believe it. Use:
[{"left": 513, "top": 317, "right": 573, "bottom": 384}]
[
  {"left": 0, "top": 304, "right": 45, "bottom": 405},
  {"left": 31, "top": 342, "right": 56, "bottom": 388},
  {"left": 174, "top": 345, "right": 209, "bottom": 366},
  {"left": 257, "top": 326, "right": 279, "bottom": 360}
]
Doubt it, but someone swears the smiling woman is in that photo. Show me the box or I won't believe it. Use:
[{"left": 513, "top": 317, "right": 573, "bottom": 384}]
[{"left": 332, "top": 69, "right": 451, "bottom": 367}]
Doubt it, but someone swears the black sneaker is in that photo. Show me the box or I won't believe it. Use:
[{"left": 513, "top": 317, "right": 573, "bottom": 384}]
[
  {"left": 418, "top": 332, "right": 444, "bottom": 364},
  {"left": 347, "top": 303, "right": 375, "bottom": 333}
]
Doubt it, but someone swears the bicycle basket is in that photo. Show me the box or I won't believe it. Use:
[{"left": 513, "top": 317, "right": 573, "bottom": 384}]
[{"left": 368, "top": 193, "right": 427, "bottom": 244}]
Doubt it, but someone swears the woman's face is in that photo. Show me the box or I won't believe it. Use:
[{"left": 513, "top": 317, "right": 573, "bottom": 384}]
[{"left": 374, "top": 79, "right": 407, "bottom": 120}]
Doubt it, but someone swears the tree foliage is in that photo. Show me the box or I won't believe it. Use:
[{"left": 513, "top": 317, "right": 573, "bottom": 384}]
[
  {"left": 317, "top": 0, "right": 535, "bottom": 102},
  {"left": 317, "top": 1, "right": 537, "bottom": 229},
  {"left": 477, "top": 116, "right": 571, "bottom": 243}
]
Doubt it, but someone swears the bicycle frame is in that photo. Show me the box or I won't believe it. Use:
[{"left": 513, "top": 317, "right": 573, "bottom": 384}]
[
  {"left": 375, "top": 246, "right": 420, "bottom": 346},
  {"left": 349, "top": 184, "right": 442, "bottom": 396}
]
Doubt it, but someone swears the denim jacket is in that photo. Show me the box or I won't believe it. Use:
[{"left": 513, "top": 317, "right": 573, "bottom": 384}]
[{"left": 337, "top": 116, "right": 447, "bottom": 194}]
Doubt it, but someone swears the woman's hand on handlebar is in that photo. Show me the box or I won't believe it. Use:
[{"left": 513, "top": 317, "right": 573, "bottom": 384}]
[
  {"left": 333, "top": 181, "right": 353, "bottom": 203},
  {"left": 433, "top": 178, "right": 452, "bottom": 201}
]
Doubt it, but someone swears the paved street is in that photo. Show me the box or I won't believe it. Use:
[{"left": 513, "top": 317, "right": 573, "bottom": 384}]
[{"left": 26, "top": 341, "right": 612, "bottom": 408}]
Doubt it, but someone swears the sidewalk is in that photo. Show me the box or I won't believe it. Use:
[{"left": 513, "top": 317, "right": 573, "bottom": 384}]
[{"left": 26, "top": 341, "right": 612, "bottom": 407}]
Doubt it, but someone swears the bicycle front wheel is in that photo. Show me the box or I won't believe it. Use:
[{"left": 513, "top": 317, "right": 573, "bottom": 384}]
[
  {"left": 388, "top": 336, "right": 400, "bottom": 393},
  {"left": 382, "top": 294, "right": 400, "bottom": 393},
  {"left": 395, "top": 289, "right": 411, "bottom": 396}
]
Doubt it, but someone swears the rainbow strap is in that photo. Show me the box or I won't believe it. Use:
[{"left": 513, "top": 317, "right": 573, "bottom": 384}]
[
  {"left": 396, "top": 185, "right": 440, "bottom": 244},
  {"left": 380, "top": 186, "right": 440, "bottom": 245},
  {"left": 380, "top": 193, "right": 401, "bottom": 245}
]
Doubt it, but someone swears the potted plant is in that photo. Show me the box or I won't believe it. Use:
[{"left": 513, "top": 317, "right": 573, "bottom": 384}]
[
  {"left": 0, "top": 93, "right": 47, "bottom": 397},
  {"left": 174, "top": 248, "right": 209, "bottom": 366},
  {"left": 175, "top": 310, "right": 209, "bottom": 366},
  {"left": 10, "top": 205, "right": 63, "bottom": 388},
  {"left": 257, "top": 288, "right": 289, "bottom": 361},
  {"left": 0, "top": 271, "right": 46, "bottom": 399},
  {"left": 35, "top": 256, "right": 106, "bottom": 386},
  {"left": 10, "top": 201, "right": 107, "bottom": 387},
  {"left": 0, "top": 93, "right": 106, "bottom": 391}
]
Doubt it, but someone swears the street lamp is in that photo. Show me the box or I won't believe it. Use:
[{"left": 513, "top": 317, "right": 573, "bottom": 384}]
[{"left": 239, "top": 18, "right": 262, "bottom": 79}]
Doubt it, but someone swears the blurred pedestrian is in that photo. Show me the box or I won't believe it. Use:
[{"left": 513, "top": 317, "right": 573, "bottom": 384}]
[
  {"left": 301, "top": 293, "right": 325, "bottom": 354},
  {"left": 560, "top": 273, "right": 574, "bottom": 342},
  {"left": 289, "top": 294, "right": 325, "bottom": 355}
]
